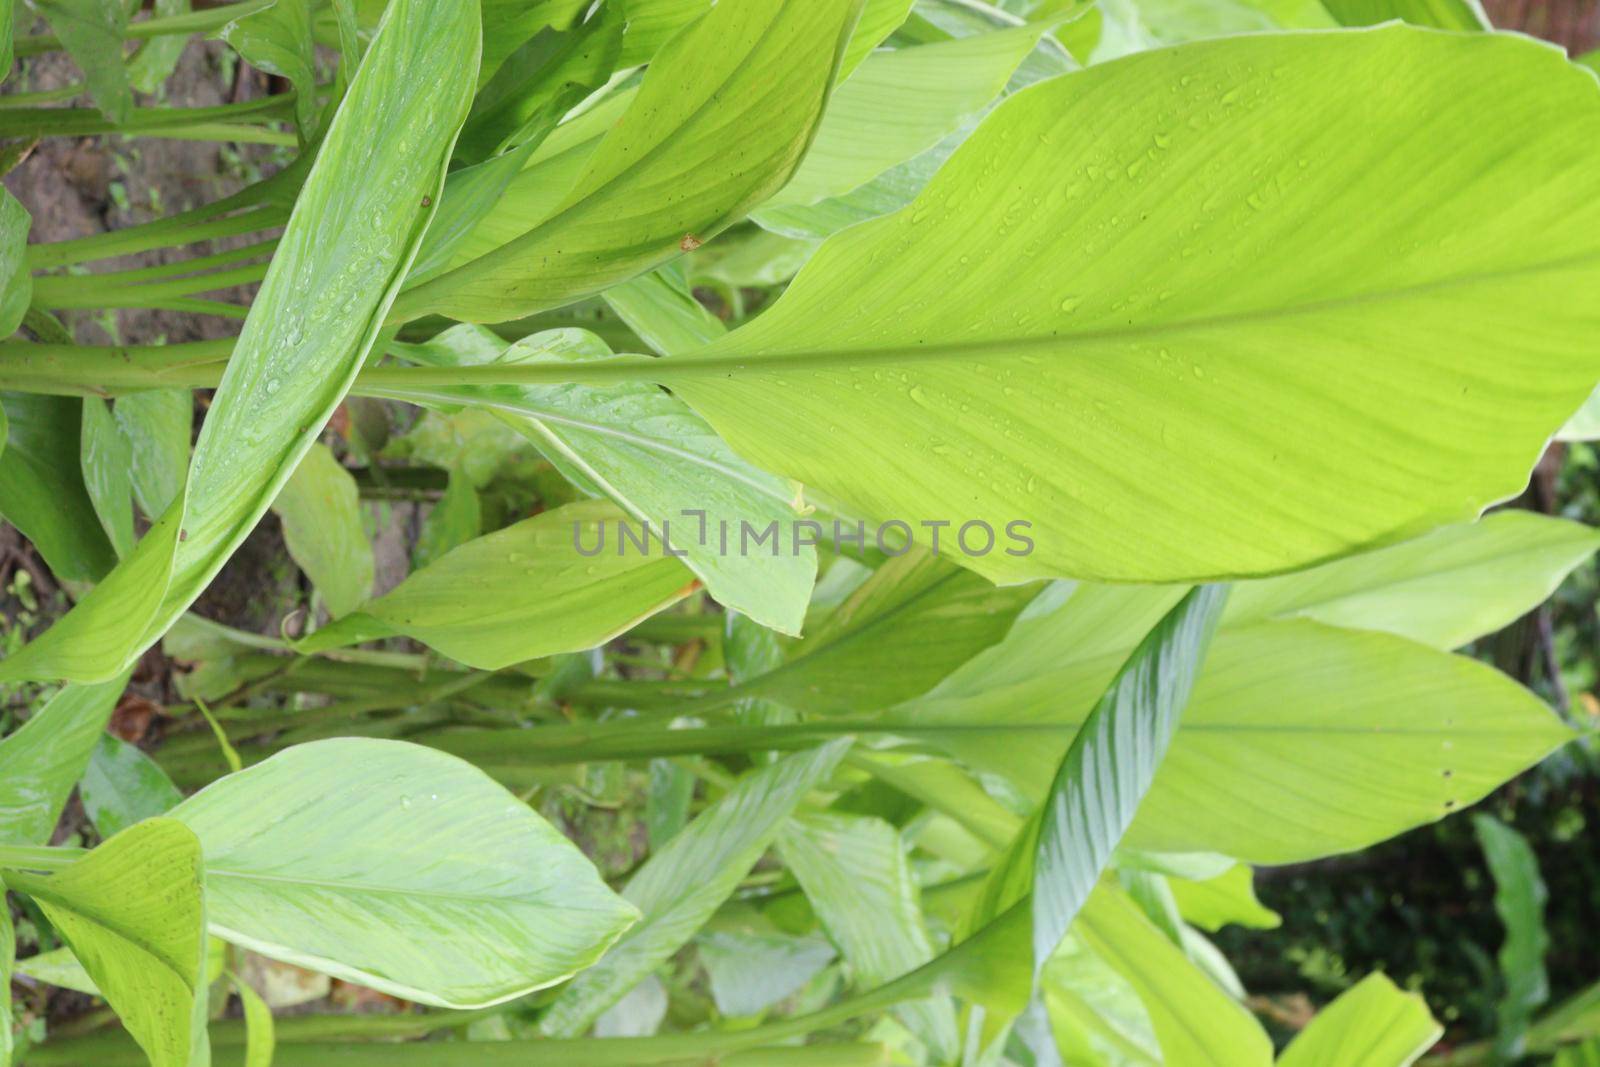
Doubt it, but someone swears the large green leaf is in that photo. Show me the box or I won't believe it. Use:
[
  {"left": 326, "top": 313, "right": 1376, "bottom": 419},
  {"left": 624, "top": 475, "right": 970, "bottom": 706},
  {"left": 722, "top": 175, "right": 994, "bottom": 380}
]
[
  {"left": 0, "top": 393, "right": 118, "bottom": 582},
  {"left": 540, "top": 739, "right": 852, "bottom": 1036},
  {"left": 1475, "top": 814, "right": 1551, "bottom": 1061},
  {"left": 965, "top": 587, "right": 1226, "bottom": 974},
  {"left": 168, "top": 738, "right": 639, "bottom": 1009},
  {"left": 0, "top": 0, "right": 480, "bottom": 684},
  {"left": 28, "top": 0, "right": 132, "bottom": 122},
  {"left": 270, "top": 443, "right": 374, "bottom": 618},
  {"left": 395, "top": 0, "right": 862, "bottom": 323},
  {"left": 0, "top": 676, "right": 128, "bottom": 845},
  {"left": 1278, "top": 972, "right": 1442, "bottom": 1067},
  {"left": 299, "top": 498, "right": 696, "bottom": 668},
  {"left": 80, "top": 734, "right": 184, "bottom": 840},
  {"left": 376, "top": 326, "right": 817, "bottom": 634},
  {"left": 777, "top": 813, "right": 957, "bottom": 1060},
  {"left": 644, "top": 28, "right": 1600, "bottom": 584},
  {"left": 896, "top": 619, "right": 1571, "bottom": 863},
  {"left": 2, "top": 819, "right": 209, "bottom": 1067},
  {"left": 1072, "top": 885, "right": 1272, "bottom": 1065}
]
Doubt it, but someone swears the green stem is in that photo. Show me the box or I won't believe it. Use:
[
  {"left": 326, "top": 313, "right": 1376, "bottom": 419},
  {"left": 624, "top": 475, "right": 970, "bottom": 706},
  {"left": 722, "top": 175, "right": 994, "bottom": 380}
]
[
  {"left": 29, "top": 204, "right": 289, "bottom": 271},
  {"left": 0, "top": 84, "right": 85, "bottom": 108},
  {"left": 14, "top": 0, "right": 277, "bottom": 58},
  {"left": 44, "top": 238, "right": 278, "bottom": 287},
  {"left": 0, "top": 94, "right": 295, "bottom": 139},
  {"left": 33, "top": 262, "right": 268, "bottom": 309}
]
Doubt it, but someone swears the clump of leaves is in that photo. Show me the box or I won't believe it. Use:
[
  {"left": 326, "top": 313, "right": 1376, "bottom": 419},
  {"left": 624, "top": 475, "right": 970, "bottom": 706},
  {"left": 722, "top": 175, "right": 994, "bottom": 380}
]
[{"left": 1, "top": 0, "right": 1599, "bottom": 1064}]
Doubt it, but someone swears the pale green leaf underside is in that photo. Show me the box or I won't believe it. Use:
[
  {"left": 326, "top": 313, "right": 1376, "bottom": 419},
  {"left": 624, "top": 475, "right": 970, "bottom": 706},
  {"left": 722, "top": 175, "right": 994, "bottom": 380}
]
[
  {"left": 654, "top": 28, "right": 1600, "bottom": 584},
  {"left": 169, "top": 738, "right": 639, "bottom": 1008}
]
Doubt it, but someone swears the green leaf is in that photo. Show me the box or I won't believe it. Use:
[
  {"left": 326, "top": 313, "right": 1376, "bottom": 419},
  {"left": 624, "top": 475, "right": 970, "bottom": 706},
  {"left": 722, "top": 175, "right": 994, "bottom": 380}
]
[
  {"left": 397, "top": 0, "right": 862, "bottom": 323},
  {"left": 112, "top": 389, "right": 192, "bottom": 521},
  {"left": 1220, "top": 512, "right": 1600, "bottom": 651},
  {"left": 1475, "top": 814, "right": 1551, "bottom": 1061},
  {"left": 0, "top": 676, "right": 128, "bottom": 845},
  {"left": 651, "top": 28, "right": 1600, "bottom": 584},
  {"left": 1278, "top": 972, "right": 1441, "bottom": 1067},
  {"left": 412, "top": 465, "right": 480, "bottom": 569},
  {"left": 758, "top": 23, "right": 1047, "bottom": 213},
  {"left": 220, "top": 0, "right": 322, "bottom": 136},
  {"left": 27, "top": 0, "right": 133, "bottom": 122},
  {"left": 0, "top": 186, "right": 31, "bottom": 338},
  {"left": 540, "top": 739, "right": 852, "bottom": 1036},
  {"left": 724, "top": 549, "right": 1038, "bottom": 715},
  {"left": 379, "top": 326, "right": 817, "bottom": 634},
  {"left": 80, "top": 733, "right": 184, "bottom": 840},
  {"left": 0, "top": 0, "right": 480, "bottom": 684},
  {"left": 898, "top": 618, "right": 1571, "bottom": 863},
  {"left": 1321, "top": 0, "right": 1488, "bottom": 29},
  {"left": 1071, "top": 884, "right": 1272, "bottom": 1066},
  {"left": 169, "top": 738, "right": 638, "bottom": 1009},
  {"left": 778, "top": 813, "right": 957, "bottom": 1061},
  {"left": 270, "top": 443, "right": 374, "bottom": 618},
  {"left": 3, "top": 819, "right": 209, "bottom": 1067},
  {"left": 1167, "top": 864, "right": 1279, "bottom": 933},
  {"left": 80, "top": 397, "right": 136, "bottom": 558},
  {"left": 0, "top": 392, "right": 118, "bottom": 582},
  {"left": 455, "top": 5, "right": 622, "bottom": 165},
  {"left": 298, "top": 499, "right": 697, "bottom": 669}
]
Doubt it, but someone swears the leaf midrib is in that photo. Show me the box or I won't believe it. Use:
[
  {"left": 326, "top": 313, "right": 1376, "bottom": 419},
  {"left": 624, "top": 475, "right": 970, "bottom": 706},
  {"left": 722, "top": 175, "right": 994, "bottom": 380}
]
[{"left": 654, "top": 246, "right": 1600, "bottom": 378}]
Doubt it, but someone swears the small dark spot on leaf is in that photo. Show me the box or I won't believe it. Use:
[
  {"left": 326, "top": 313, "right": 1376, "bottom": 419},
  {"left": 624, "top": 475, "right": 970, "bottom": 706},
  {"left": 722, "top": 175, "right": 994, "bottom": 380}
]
[
  {"left": 421, "top": 195, "right": 433, "bottom": 207},
  {"left": 679, "top": 233, "right": 702, "bottom": 252},
  {"left": 178, "top": 528, "right": 188, "bottom": 541}
]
